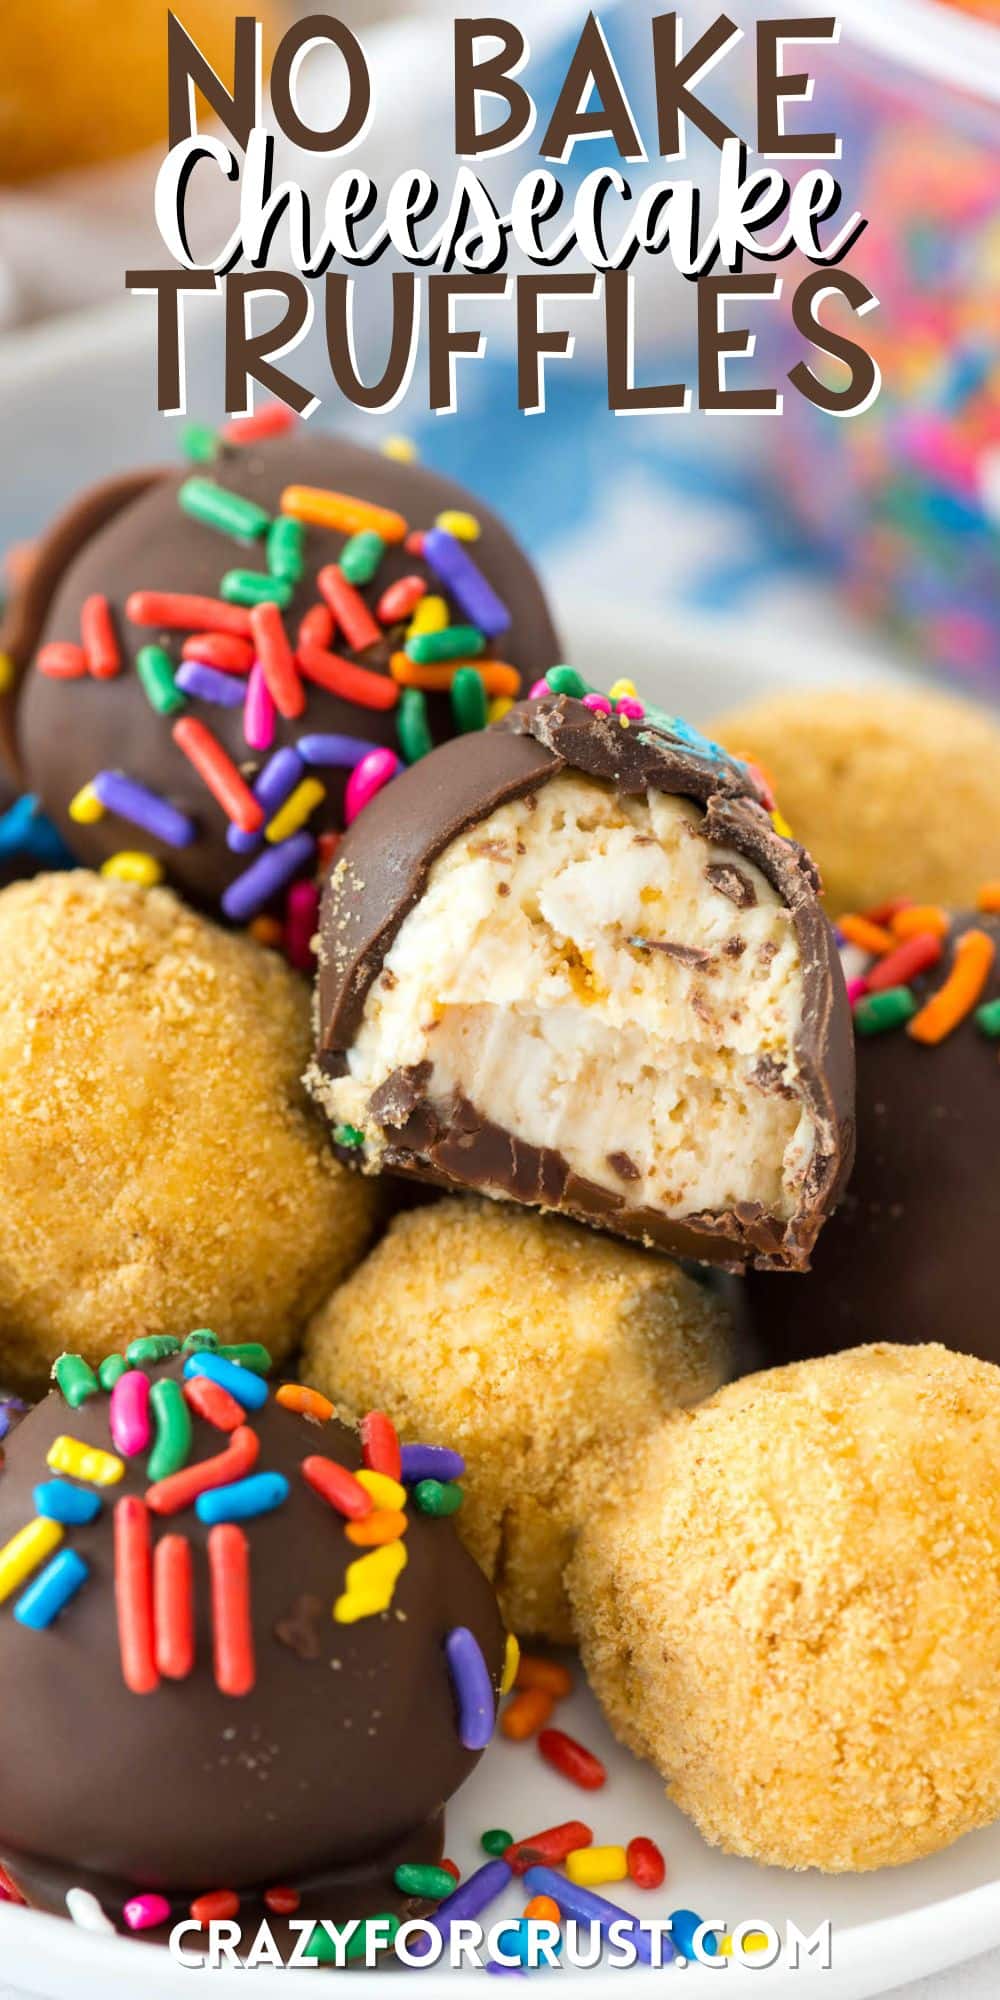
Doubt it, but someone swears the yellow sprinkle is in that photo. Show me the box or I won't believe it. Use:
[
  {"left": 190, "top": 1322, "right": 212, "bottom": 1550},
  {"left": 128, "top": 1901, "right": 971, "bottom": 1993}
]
[
  {"left": 0, "top": 651, "right": 14, "bottom": 693},
  {"left": 333, "top": 1538, "right": 407, "bottom": 1623},
  {"left": 564, "top": 1845, "right": 627, "bottom": 1888},
  {"left": 435, "top": 509, "right": 480, "bottom": 543},
  {"left": 266, "top": 777, "right": 326, "bottom": 845},
  {"left": 68, "top": 784, "right": 104, "bottom": 825},
  {"left": 488, "top": 696, "right": 514, "bottom": 725},
  {"left": 407, "top": 594, "right": 449, "bottom": 639},
  {"left": 771, "top": 808, "right": 794, "bottom": 840},
  {"left": 718, "top": 1936, "right": 733, "bottom": 1956},
  {"left": 608, "top": 678, "right": 637, "bottom": 701},
  {"left": 356, "top": 1469, "right": 406, "bottom": 1511},
  {"left": 0, "top": 1518, "right": 63, "bottom": 1604},
  {"left": 500, "top": 1632, "right": 520, "bottom": 1697},
  {"left": 743, "top": 1933, "right": 769, "bottom": 1954},
  {"left": 47, "top": 1435, "right": 124, "bottom": 1487},
  {"left": 381, "top": 435, "right": 417, "bottom": 464},
  {"left": 100, "top": 851, "right": 164, "bottom": 887}
]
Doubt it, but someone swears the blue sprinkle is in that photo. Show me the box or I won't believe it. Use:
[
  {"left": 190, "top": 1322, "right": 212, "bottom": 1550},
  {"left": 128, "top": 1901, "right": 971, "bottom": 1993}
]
[
  {"left": 491, "top": 1920, "right": 562, "bottom": 1968},
  {"left": 14, "top": 1550, "right": 89, "bottom": 1629},
  {"left": 522, "top": 1868, "right": 665, "bottom": 1966},
  {"left": 0, "top": 794, "right": 75, "bottom": 867},
  {"left": 183, "top": 1353, "right": 269, "bottom": 1410},
  {"left": 668, "top": 1909, "right": 717, "bottom": 1962},
  {"left": 400, "top": 1443, "right": 465, "bottom": 1483},
  {"left": 195, "top": 1471, "right": 290, "bottom": 1524},
  {"left": 33, "top": 1481, "right": 102, "bottom": 1525}
]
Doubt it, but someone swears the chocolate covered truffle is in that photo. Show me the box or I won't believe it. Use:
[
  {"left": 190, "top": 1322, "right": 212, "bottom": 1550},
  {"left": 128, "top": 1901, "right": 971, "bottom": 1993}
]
[
  {"left": 10, "top": 429, "right": 560, "bottom": 923},
  {"left": 747, "top": 904, "right": 1000, "bottom": 1366},
  {"left": 570, "top": 1343, "right": 1000, "bottom": 1873},
  {"left": 309, "top": 688, "right": 855, "bottom": 1271},
  {"left": 0, "top": 1337, "right": 506, "bottom": 1947}
]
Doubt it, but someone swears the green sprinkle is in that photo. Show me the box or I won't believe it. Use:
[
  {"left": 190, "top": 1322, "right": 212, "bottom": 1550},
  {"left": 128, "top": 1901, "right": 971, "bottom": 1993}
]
[
  {"left": 220, "top": 569, "right": 293, "bottom": 609},
  {"left": 147, "top": 1378, "right": 193, "bottom": 1482},
  {"left": 304, "top": 1924, "right": 338, "bottom": 1965},
  {"left": 266, "top": 515, "right": 306, "bottom": 585},
  {"left": 413, "top": 1478, "right": 463, "bottom": 1517},
  {"left": 98, "top": 1353, "right": 128, "bottom": 1392},
  {"left": 182, "top": 1328, "right": 218, "bottom": 1354},
  {"left": 345, "top": 1915, "right": 400, "bottom": 1963},
  {"left": 334, "top": 1123, "right": 365, "bottom": 1150},
  {"left": 179, "top": 477, "right": 270, "bottom": 543},
  {"left": 180, "top": 421, "right": 219, "bottom": 464},
  {"left": 339, "top": 530, "right": 385, "bottom": 586},
  {"left": 450, "top": 666, "right": 488, "bottom": 734},
  {"left": 975, "top": 998, "right": 1000, "bottom": 1039},
  {"left": 854, "top": 986, "right": 917, "bottom": 1035},
  {"left": 136, "top": 643, "right": 185, "bottom": 716},
  {"left": 218, "top": 1343, "right": 273, "bottom": 1376},
  {"left": 126, "top": 1335, "right": 181, "bottom": 1367},
  {"left": 545, "top": 665, "right": 588, "bottom": 698},
  {"left": 480, "top": 1829, "right": 513, "bottom": 1858},
  {"left": 398, "top": 686, "right": 434, "bottom": 764},
  {"left": 53, "top": 1354, "right": 99, "bottom": 1409},
  {"left": 393, "top": 1862, "right": 457, "bottom": 1899},
  {"left": 406, "top": 626, "right": 485, "bottom": 665}
]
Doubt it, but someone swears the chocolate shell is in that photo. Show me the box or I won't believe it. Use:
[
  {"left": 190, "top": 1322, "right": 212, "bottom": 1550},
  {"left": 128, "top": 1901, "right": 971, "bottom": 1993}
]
[{"left": 310, "top": 695, "right": 855, "bottom": 1271}]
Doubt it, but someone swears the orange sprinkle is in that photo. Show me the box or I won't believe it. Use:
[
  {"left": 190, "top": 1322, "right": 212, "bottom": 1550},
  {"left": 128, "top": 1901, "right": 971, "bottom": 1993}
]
[
  {"left": 345, "top": 1508, "right": 408, "bottom": 1548},
  {"left": 249, "top": 916, "right": 283, "bottom": 949},
  {"left": 515, "top": 1655, "right": 573, "bottom": 1700},
  {"left": 838, "top": 914, "right": 895, "bottom": 956},
  {"left": 390, "top": 653, "right": 520, "bottom": 697},
  {"left": 280, "top": 485, "right": 407, "bottom": 544},
  {"left": 501, "top": 1688, "right": 554, "bottom": 1741},
  {"left": 524, "top": 1895, "right": 561, "bottom": 1923},
  {"left": 276, "top": 1384, "right": 335, "bottom": 1422},
  {"left": 859, "top": 897, "right": 911, "bottom": 926},
  {"left": 891, "top": 904, "right": 950, "bottom": 940},
  {"left": 977, "top": 882, "right": 1000, "bottom": 914},
  {"left": 908, "top": 928, "right": 996, "bottom": 1045}
]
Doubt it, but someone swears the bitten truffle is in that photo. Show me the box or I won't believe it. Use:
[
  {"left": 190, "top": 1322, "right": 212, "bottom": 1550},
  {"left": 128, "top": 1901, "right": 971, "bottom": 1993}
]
[
  {"left": 0, "top": 1338, "right": 505, "bottom": 1944},
  {"left": 0, "top": 872, "right": 376, "bottom": 1391},
  {"left": 309, "top": 692, "right": 855, "bottom": 1271},
  {"left": 569, "top": 1343, "right": 1000, "bottom": 1873},
  {"left": 303, "top": 1197, "right": 734, "bottom": 1642},
  {"left": 710, "top": 684, "right": 1000, "bottom": 917},
  {"left": 10, "top": 431, "right": 560, "bottom": 922}
]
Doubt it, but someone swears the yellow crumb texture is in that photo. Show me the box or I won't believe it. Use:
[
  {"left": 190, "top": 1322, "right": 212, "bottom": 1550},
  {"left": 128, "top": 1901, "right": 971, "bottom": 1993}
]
[
  {"left": 0, "top": 873, "right": 377, "bottom": 1390},
  {"left": 710, "top": 685, "right": 1000, "bottom": 917},
  {"left": 304, "top": 1196, "right": 733, "bottom": 1642},
  {"left": 569, "top": 1342, "right": 1000, "bottom": 1872}
]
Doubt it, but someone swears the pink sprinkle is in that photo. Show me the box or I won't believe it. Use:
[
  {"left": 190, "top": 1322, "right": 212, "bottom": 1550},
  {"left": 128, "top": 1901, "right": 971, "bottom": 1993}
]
[
  {"left": 244, "top": 661, "right": 276, "bottom": 753},
  {"left": 110, "top": 1370, "right": 151, "bottom": 1458},
  {"left": 846, "top": 976, "right": 870, "bottom": 1006},
  {"left": 582, "top": 693, "right": 612, "bottom": 715},
  {"left": 123, "top": 1892, "right": 171, "bottom": 1932},
  {"left": 528, "top": 679, "right": 549, "bottom": 699},
  {"left": 345, "top": 748, "right": 400, "bottom": 825},
  {"left": 616, "top": 697, "right": 645, "bottom": 720},
  {"left": 284, "top": 880, "right": 320, "bottom": 973}
]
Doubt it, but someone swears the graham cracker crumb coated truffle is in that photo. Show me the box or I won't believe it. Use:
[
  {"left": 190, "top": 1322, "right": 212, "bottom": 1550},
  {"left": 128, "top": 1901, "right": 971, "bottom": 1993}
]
[
  {"left": 0, "top": 872, "right": 377, "bottom": 1390},
  {"left": 710, "top": 685, "right": 1000, "bottom": 918},
  {"left": 303, "top": 1196, "right": 733, "bottom": 1643},
  {"left": 569, "top": 1343, "right": 1000, "bottom": 1873}
]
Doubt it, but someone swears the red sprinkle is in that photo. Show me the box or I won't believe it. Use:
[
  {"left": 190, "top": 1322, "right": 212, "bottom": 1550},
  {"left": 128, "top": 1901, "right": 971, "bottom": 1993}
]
[
  {"left": 37, "top": 640, "right": 87, "bottom": 679},
  {"left": 317, "top": 565, "right": 381, "bottom": 652},
  {"left": 222, "top": 403, "right": 298, "bottom": 444},
  {"left": 250, "top": 601, "right": 305, "bottom": 720},
  {"left": 264, "top": 1886, "right": 301, "bottom": 1916},
  {"left": 172, "top": 717, "right": 265, "bottom": 833},
  {"left": 80, "top": 593, "right": 121, "bottom": 679},
  {"left": 284, "top": 879, "right": 319, "bottom": 972},
  {"left": 626, "top": 1836, "right": 665, "bottom": 1890},
  {"left": 317, "top": 832, "right": 340, "bottom": 877},
  {"left": 504, "top": 1822, "right": 594, "bottom": 1875},
  {"left": 154, "top": 1534, "right": 195, "bottom": 1681},
  {"left": 537, "top": 1730, "right": 606, "bottom": 1792},
  {"left": 360, "top": 1410, "right": 402, "bottom": 1481},
  {"left": 301, "top": 1454, "right": 373, "bottom": 1520},
  {"left": 298, "top": 642, "right": 398, "bottom": 711},
  {"left": 0, "top": 1864, "right": 25, "bottom": 1904},
  {"left": 860, "top": 897, "right": 912, "bottom": 926},
  {"left": 190, "top": 1890, "right": 240, "bottom": 1924},
  {"left": 209, "top": 1523, "right": 255, "bottom": 1696},
  {"left": 181, "top": 633, "right": 255, "bottom": 674},
  {"left": 183, "top": 1375, "right": 245, "bottom": 1433},
  {"left": 114, "top": 1496, "right": 158, "bottom": 1695},
  {"left": 377, "top": 575, "right": 427, "bottom": 624},
  {"left": 439, "top": 1859, "right": 461, "bottom": 1884},
  {"left": 298, "top": 604, "right": 334, "bottom": 651},
  {"left": 405, "top": 531, "right": 426, "bottom": 558},
  {"left": 147, "top": 1426, "right": 259, "bottom": 1516},
  {"left": 127, "top": 591, "right": 252, "bottom": 638},
  {"left": 865, "top": 931, "right": 943, "bottom": 993}
]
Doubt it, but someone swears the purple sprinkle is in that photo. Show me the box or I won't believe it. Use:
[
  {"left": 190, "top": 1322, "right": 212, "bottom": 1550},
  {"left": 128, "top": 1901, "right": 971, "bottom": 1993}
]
[
  {"left": 92, "top": 772, "right": 195, "bottom": 849},
  {"left": 297, "top": 734, "right": 380, "bottom": 769},
  {"left": 409, "top": 1860, "right": 512, "bottom": 1958},
  {"left": 401, "top": 1443, "right": 465, "bottom": 1483},
  {"left": 226, "top": 746, "right": 304, "bottom": 856},
  {"left": 486, "top": 1966, "right": 527, "bottom": 1979},
  {"left": 522, "top": 1868, "right": 664, "bottom": 1966},
  {"left": 222, "top": 832, "right": 315, "bottom": 923},
  {"left": 176, "top": 662, "right": 246, "bottom": 708},
  {"left": 422, "top": 529, "right": 510, "bottom": 639},
  {"left": 445, "top": 1626, "right": 495, "bottom": 1751}
]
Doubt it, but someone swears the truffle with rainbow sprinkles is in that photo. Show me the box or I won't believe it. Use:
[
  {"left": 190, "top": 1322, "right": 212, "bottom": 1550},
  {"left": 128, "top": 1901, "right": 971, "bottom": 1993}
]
[{"left": 308, "top": 669, "right": 855, "bottom": 1271}]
